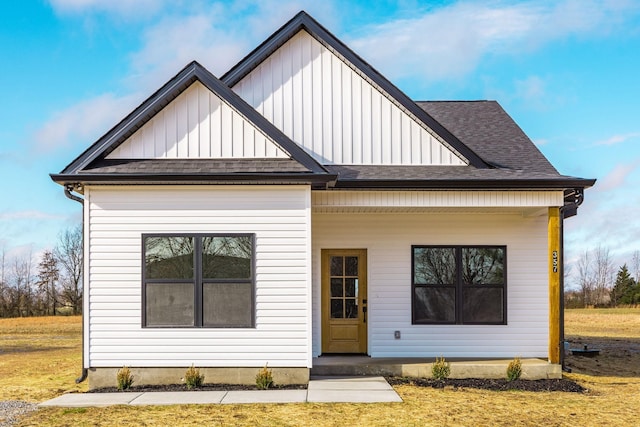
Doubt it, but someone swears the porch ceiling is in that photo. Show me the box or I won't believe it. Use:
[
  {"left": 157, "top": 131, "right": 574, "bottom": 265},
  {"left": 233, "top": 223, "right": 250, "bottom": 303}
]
[{"left": 312, "top": 206, "right": 549, "bottom": 216}]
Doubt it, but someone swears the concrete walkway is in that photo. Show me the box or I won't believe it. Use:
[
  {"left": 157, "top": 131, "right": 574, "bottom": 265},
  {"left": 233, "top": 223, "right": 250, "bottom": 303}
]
[{"left": 39, "top": 376, "right": 402, "bottom": 407}]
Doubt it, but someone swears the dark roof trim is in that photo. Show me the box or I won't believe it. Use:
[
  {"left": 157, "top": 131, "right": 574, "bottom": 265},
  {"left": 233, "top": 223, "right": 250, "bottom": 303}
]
[
  {"left": 59, "top": 61, "right": 328, "bottom": 175},
  {"left": 221, "top": 11, "right": 490, "bottom": 169},
  {"left": 331, "top": 177, "right": 596, "bottom": 190}
]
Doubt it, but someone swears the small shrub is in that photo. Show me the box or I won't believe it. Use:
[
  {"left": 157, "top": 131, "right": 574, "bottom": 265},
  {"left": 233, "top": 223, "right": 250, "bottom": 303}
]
[
  {"left": 256, "top": 364, "right": 274, "bottom": 390},
  {"left": 116, "top": 366, "right": 134, "bottom": 390},
  {"left": 507, "top": 356, "right": 522, "bottom": 381},
  {"left": 184, "top": 365, "right": 204, "bottom": 389},
  {"left": 431, "top": 356, "right": 451, "bottom": 380}
]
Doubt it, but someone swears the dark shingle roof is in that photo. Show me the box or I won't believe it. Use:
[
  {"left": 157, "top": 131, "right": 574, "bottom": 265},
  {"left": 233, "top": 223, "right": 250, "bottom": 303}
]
[
  {"left": 84, "top": 158, "right": 311, "bottom": 174},
  {"left": 417, "top": 101, "right": 558, "bottom": 174}
]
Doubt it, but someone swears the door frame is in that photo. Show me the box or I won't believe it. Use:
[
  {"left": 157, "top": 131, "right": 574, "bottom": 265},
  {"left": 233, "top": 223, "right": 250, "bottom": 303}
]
[{"left": 321, "top": 249, "right": 368, "bottom": 354}]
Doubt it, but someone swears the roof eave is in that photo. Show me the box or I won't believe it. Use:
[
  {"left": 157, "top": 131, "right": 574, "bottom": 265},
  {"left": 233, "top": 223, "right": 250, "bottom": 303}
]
[{"left": 331, "top": 178, "right": 596, "bottom": 190}]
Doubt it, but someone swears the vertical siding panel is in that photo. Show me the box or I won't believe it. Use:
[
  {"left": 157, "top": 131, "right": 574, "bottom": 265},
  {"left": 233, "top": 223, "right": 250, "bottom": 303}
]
[
  {"left": 380, "top": 98, "right": 392, "bottom": 163},
  {"left": 243, "top": 121, "right": 255, "bottom": 157},
  {"left": 401, "top": 113, "right": 411, "bottom": 164},
  {"left": 198, "top": 85, "right": 211, "bottom": 158},
  {"left": 410, "top": 121, "right": 421, "bottom": 165},
  {"left": 165, "top": 102, "right": 177, "bottom": 158},
  {"left": 371, "top": 90, "right": 382, "bottom": 164},
  {"left": 311, "top": 40, "right": 323, "bottom": 161},
  {"left": 141, "top": 122, "right": 154, "bottom": 157},
  {"left": 331, "top": 53, "right": 342, "bottom": 164},
  {"left": 321, "top": 47, "right": 333, "bottom": 162},
  {"left": 176, "top": 94, "right": 188, "bottom": 157},
  {"left": 220, "top": 104, "right": 232, "bottom": 157},
  {"left": 272, "top": 49, "right": 284, "bottom": 132},
  {"left": 291, "top": 35, "right": 303, "bottom": 144},
  {"left": 361, "top": 84, "right": 372, "bottom": 164},
  {"left": 341, "top": 62, "right": 352, "bottom": 164},
  {"left": 352, "top": 73, "right": 362, "bottom": 163},
  {"left": 232, "top": 110, "right": 244, "bottom": 157},
  {"left": 210, "top": 93, "right": 222, "bottom": 158},
  {"left": 153, "top": 114, "right": 166, "bottom": 158},
  {"left": 187, "top": 86, "right": 199, "bottom": 158},
  {"left": 302, "top": 35, "right": 314, "bottom": 156}
]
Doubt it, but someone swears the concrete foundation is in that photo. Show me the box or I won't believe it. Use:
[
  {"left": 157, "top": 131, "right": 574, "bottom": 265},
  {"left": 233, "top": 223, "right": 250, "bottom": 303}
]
[
  {"left": 87, "top": 367, "right": 309, "bottom": 390},
  {"left": 311, "top": 356, "right": 562, "bottom": 380}
]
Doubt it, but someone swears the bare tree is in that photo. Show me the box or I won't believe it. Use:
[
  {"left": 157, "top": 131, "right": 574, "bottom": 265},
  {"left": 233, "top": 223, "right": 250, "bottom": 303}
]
[
  {"left": 11, "top": 249, "right": 35, "bottom": 317},
  {"left": 54, "top": 226, "right": 83, "bottom": 315},
  {"left": 592, "top": 246, "right": 614, "bottom": 306},
  {"left": 631, "top": 250, "right": 640, "bottom": 284},
  {"left": 36, "top": 250, "right": 60, "bottom": 315},
  {"left": 576, "top": 250, "right": 594, "bottom": 307}
]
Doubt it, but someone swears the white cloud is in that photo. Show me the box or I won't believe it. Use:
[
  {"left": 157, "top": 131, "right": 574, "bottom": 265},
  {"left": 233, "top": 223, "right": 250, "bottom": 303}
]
[
  {"left": 594, "top": 160, "right": 640, "bottom": 192},
  {"left": 0, "top": 211, "right": 64, "bottom": 221},
  {"left": 33, "top": 92, "right": 140, "bottom": 152},
  {"left": 594, "top": 132, "right": 640, "bottom": 146},
  {"left": 347, "top": 0, "right": 640, "bottom": 83},
  {"left": 48, "top": 0, "right": 167, "bottom": 18}
]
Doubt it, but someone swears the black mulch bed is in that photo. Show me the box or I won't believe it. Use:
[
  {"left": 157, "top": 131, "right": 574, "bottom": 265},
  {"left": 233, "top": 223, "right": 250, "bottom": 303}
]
[
  {"left": 89, "top": 383, "right": 307, "bottom": 393},
  {"left": 386, "top": 377, "right": 587, "bottom": 393}
]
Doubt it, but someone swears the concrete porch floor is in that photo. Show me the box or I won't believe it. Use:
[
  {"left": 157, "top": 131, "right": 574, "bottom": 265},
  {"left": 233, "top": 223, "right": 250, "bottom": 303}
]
[{"left": 311, "top": 356, "right": 561, "bottom": 380}]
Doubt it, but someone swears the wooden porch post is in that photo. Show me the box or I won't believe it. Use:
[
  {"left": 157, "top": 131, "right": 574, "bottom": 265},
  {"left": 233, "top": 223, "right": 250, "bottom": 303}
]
[{"left": 548, "top": 207, "right": 561, "bottom": 364}]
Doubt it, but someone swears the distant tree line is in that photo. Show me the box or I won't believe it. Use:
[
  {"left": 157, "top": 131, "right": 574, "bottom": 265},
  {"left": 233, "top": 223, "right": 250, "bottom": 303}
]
[
  {"left": 0, "top": 226, "right": 82, "bottom": 317},
  {"left": 565, "top": 247, "right": 640, "bottom": 308}
]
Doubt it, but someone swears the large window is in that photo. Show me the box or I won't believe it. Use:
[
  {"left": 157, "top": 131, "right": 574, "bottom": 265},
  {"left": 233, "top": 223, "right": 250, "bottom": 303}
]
[
  {"left": 143, "top": 234, "right": 254, "bottom": 328},
  {"left": 412, "top": 246, "right": 506, "bottom": 325}
]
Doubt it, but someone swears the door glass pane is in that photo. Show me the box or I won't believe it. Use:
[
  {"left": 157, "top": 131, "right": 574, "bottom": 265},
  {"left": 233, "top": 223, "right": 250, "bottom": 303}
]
[
  {"left": 413, "top": 287, "right": 455, "bottom": 323},
  {"left": 413, "top": 247, "right": 456, "bottom": 284},
  {"left": 344, "top": 278, "right": 356, "bottom": 297},
  {"left": 330, "top": 299, "right": 343, "bottom": 318},
  {"left": 345, "top": 256, "right": 358, "bottom": 276},
  {"left": 345, "top": 299, "right": 358, "bottom": 318},
  {"left": 330, "top": 278, "right": 343, "bottom": 297},
  {"left": 330, "top": 256, "right": 343, "bottom": 276},
  {"left": 203, "top": 282, "right": 252, "bottom": 327},
  {"left": 146, "top": 283, "right": 194, "bottom": 326},
  {"left": 462, "top": 247, "right": 505, "bottom": 285},
  {"left": 145, "top": 237, "right": 194, "bottom": 279},
  {"left": 202, "top": 236, "right": 252, "bottom": 279}
]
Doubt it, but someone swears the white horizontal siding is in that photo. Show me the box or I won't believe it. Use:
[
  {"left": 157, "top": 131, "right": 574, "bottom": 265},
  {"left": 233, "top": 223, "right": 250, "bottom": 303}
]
[
  {"left": 107, "top": 82, "right": 288, "bottom": 159},
  {"left": 86, "top": 185, "right": 311, "bottom": 368},
  {"left": 312, "top": 211, "right": 549, "bottom": 358},
  {"left": 312, "top": 190, "right": 564, "bottom": 210},
  {"left": 233, "top": 30, "right": 466, "bottom": 166}
]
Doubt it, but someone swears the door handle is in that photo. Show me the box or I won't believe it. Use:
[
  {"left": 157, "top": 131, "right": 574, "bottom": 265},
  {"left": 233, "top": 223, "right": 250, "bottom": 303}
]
[{"left": 362, "top": 306, "right": 367, "bottom": 323}]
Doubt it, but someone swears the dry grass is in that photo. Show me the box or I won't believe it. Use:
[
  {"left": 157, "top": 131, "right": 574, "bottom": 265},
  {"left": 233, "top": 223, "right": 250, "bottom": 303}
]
[
  {"left": 0, "top": 316, "right": 86, "bottom": 401},
  {"left": 4, "top": 310, "right": 640, "bottom": 426}
]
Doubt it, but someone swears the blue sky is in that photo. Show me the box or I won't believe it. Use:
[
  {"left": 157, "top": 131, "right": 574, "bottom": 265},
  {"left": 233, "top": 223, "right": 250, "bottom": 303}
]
[{"left": 1, "top": 0, "right": 639, "bottom": 286}]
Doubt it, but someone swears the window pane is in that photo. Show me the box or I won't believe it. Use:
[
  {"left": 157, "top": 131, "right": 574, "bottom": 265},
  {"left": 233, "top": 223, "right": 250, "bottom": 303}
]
[
  {"left": 462, "top": 247, "right": 505, "bottom": 285},
  {"left": 330, "top": 278, "right": 343, "bottom": 297},
  {"left": 203, "top": 282, "right": 252, "bottom": 327},
  {"left": 413, "top": 287, "right": 455, "bottom": 323},
  {"left": 146, "top": 283, "right": 194, "bottom": 326},
  {"left": 330, "top": 256, "right": 343, "bottom": 276},
  {"left": 463, "top": 288, "right": 504, "bottom": 323},
  {"left": 331, "top": 299, "right": 343, "bottom": 318},
  {"left": 413, "top": 248, "right": 456, "bottom": 285},
  {"left": 202, "top": 236, "right": 252, "bottom": 279},
  {"left": 145, "top": 237, "right": 194, "bottom": 279},
  {"left": 344, "top": 278, "right": 357, "bottom": 297},
  {"left": 345, "top": 299, "right": 358, "bottom": 318},
  {"left": 344, "top": 256, "right": 358, "bottom": 276}
]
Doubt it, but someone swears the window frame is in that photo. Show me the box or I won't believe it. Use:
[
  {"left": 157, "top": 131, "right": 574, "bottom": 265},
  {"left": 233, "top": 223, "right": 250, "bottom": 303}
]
[
  {"left": 142, "top": 233, "right": 255, "bottom": 328},
  {"left": 411, "top": 245, "right": 507, "bottom": 325}
]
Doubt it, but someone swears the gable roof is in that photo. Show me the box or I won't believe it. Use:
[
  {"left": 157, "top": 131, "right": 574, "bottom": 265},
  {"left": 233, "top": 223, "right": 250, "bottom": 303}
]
[
  {"left": 221, "top": 11, "right": 489, "bottom": 169},
  {"left": 52, "top": 61, "right": 332, "bottom": 186}
]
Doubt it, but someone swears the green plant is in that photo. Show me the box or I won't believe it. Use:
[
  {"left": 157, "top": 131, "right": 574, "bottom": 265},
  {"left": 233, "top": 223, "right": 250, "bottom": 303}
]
[
  {"left": 431, "top": 356, "right": 451, "bottom": 380},
  {"left": 507, "top": 356, "right": 522, "bottom": 381},
  {"left": 184, "top": 365, "right": 204, "bottom": 389},
  {"left": 256, "top": 364, "right": 274, "bottom": 390},
  {"left": 116, "top": 366, "right": 134, "bottom": 390}
]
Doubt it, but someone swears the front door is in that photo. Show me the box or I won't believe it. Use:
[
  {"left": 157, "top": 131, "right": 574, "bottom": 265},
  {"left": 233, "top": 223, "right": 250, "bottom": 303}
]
[{"left": 321, "top": 249, "right": 367, "bottom": 353}]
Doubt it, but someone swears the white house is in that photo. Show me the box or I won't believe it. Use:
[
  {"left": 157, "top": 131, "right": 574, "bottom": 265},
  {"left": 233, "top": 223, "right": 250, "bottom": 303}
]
[{"left": 52, "top": 11, "right": 594, "bottom": 388}]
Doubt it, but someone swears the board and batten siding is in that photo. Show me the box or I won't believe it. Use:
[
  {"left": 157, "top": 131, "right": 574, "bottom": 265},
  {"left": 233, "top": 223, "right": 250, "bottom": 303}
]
[
  {"left": 85, "top": 185, "right": 311, "bottom": 368},
  {"left": 232, "top": 30, "right": 466, "bottom": 166},
  {"left": 312, "top": 211, "right": 549, "bottom": 358},
  {"left": 107, "top": 81, "right": 288, "bottom": 160}
]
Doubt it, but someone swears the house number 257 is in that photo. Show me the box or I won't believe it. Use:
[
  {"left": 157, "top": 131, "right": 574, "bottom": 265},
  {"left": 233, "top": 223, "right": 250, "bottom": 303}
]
[{"left": 552, "top": 250, "right": 558, "bottom": 273}]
